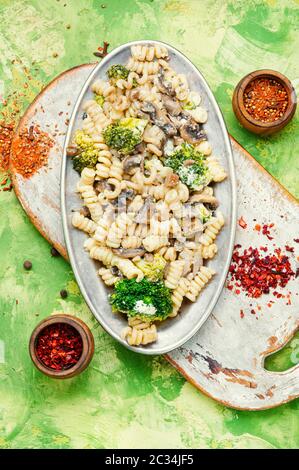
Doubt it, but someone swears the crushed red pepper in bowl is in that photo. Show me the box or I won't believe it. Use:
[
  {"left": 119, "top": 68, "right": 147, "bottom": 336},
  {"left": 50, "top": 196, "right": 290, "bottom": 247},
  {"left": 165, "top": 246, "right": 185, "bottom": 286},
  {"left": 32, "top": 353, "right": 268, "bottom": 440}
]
[
  {"left": 29, "top": 314, "right": 94, "bottom": 378},
  {"left": 243, "top": 77, "right": 288, "bottom": 123},
  {"left": 35, "top": 323, "right": 83, "bottom": 370}
]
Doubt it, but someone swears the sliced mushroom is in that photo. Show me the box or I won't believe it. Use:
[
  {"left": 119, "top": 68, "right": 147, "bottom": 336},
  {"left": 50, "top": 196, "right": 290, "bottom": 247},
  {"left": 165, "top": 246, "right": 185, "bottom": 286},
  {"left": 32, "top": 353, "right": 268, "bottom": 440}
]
[
  {"left": 112, "top": 247, "right": 146, "bottom": 258},
  {"left": 66, "top": 146, "right": 82, "bottom": 158},
  {"left": 134, "top": 142, "right": 146, "bottom": 153},
  {"left": 80, "top": 205, "right": 91, "bottom": 218},
  {"left": 179, "top": 121, "right": 206, "bottom": 145},
  {"left": 135, "top": 196, "right": 154, "bottom": 224},
  {"left": 156, "top": 68, "right": 175, "bottom": 96},
  {"left": 192, "top": 250, "right": 203, "bottom": 275},
  {"left": 123, "top": 154, "right": 142, "bottom": 175},
  {"left": 93, "top": 179, "right": 112, "bottom": 194},
  {"left": 140, "top": 102, "right": 157, "bottom": 121},
  {"left": 161, "top": 94, "right": 182, "bottom": 116},
  {"left": 159, "top": 122, "right": 177, "bottom": 137},
  {"left": 165, "top": 171, "right": 179, "bottom": 188}
]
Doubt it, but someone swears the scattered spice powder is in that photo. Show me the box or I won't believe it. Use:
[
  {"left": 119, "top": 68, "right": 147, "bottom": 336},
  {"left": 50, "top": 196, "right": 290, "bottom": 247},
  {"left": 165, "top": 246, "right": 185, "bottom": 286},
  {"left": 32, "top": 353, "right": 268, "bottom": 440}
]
[
  {"left": 243, "top": 77, "right": 288, "bottom": 123},
  {"left": 11, "top": 125, "right": 54, "bottom": 178},
  {"left": 0, "top": 122, "right": 15, "bottom": 171},
  {"left": 36, "top": 323, "right": 83, "bottom": 370},
  {"left": 227, "top": 245, "right": 295, "bottom": 298}
]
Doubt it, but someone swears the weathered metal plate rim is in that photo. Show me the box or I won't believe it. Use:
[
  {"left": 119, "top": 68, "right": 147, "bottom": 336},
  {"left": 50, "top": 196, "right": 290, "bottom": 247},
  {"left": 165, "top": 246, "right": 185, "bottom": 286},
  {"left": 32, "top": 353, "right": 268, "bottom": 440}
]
[{"left": 61, "top": 40, "right": 237, "bottom": 355}]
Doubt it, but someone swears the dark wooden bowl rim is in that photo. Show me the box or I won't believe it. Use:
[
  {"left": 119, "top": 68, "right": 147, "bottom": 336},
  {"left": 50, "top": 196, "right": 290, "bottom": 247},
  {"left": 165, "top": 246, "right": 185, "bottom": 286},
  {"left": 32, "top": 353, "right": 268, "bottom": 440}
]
[
  {"left": 236, "top": 69, "right": 297, "bottom": 129},
  {"left": 29, "top": 314, "right": 94, "bottom": 378}
]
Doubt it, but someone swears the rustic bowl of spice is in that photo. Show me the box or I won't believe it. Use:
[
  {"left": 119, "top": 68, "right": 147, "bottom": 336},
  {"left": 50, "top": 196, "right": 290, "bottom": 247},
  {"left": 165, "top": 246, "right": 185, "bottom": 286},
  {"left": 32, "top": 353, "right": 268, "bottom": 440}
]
[
  {"left": 232, "top": 69, "right": 297, "bottom": 136},
  {"left": 29, "top": 313, "right": 94, "bottom": 378}
]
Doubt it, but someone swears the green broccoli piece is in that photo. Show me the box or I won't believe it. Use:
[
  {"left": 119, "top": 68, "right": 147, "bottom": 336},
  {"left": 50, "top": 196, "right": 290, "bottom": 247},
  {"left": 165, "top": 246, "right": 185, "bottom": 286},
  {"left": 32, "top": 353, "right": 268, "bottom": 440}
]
[
  {"left": 94, "top": 94, "right": 105, "bottom": 107},
  {"left": 134, "top": 254, "right": 167, "bottom": 281},
  {"left": 110, "top": 278, "right": 173, "bottom": 322},
  {"left": 199, "top": 204, "right": 211, "bottom": 224},
  {"left": 182, "top": 101, "right": 196, "bottom": 111},
  {"left": 165, "top": 143, "right": 209, "bottom": 190},
  {"left": 103, "top": 118, "right": 147, "bottom": 155},
  {"left": 107, "top": 64, "right": 130, "bottom": 80},
  {"left": 71, "top": 130, "right": 98, "bottom": 174}
]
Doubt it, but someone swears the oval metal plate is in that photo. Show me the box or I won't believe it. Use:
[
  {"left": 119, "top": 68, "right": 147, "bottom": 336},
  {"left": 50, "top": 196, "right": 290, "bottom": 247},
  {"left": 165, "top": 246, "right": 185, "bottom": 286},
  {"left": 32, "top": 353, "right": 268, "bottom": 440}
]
[{"left": 61, "top": 40, "right": 237, "bottom": 355}]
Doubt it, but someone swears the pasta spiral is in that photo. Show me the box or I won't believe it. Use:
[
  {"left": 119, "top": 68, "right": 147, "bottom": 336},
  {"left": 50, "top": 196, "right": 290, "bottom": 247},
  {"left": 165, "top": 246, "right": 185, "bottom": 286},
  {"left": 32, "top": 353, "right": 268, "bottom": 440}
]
[
  {"left": 165, "top": 260, "right": 185, "bottom": 289},
  {"left": 200, "top": 211, "right": 224, "bottom": 246},
  {"left": 170, "top": 278, "right": 190, "bottom": 317},
  {"left": 201, "top": 243, "right": 218, "bottom": 259},
  {"left": 98, "top": 268, "right": 119, "bottom": 286},
  {"left": 72, "top": 212, "right": 97, "bottom": 234},
  {"left": 185, "top": 266, "right": 215, "bottom": 302},
  {"left": 130, "top": 44, "right": 168, "bottom": 61},
  {"left": 122, "top": 322, "right": 157, "bottom": 346},
  {"left": 207, "top": 157, "right": 227, "bottom": 182}
]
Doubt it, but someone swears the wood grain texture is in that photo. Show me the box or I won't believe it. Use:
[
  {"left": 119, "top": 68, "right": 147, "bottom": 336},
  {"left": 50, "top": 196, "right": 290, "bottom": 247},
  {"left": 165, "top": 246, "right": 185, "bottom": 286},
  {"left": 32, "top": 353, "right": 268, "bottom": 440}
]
[{"left": 10, "top": 64, "right": 299, "bottom": 410}]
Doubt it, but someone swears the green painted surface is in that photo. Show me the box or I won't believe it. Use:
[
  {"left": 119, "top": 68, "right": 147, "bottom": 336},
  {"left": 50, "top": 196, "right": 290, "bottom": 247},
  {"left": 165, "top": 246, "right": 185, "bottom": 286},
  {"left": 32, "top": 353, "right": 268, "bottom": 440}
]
[{"left": 0, "top": 0, "right": 298, "bottom": 449}]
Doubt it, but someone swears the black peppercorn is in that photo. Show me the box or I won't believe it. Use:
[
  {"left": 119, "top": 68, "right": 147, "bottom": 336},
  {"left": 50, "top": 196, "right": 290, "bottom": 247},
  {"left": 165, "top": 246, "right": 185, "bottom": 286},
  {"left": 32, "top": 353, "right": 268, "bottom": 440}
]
[
  {"left": 23, "top": 260, "right": 32, "bottom": 270},
  {"left": 60, "top": 289, "right": 68, "bottom": 299}
]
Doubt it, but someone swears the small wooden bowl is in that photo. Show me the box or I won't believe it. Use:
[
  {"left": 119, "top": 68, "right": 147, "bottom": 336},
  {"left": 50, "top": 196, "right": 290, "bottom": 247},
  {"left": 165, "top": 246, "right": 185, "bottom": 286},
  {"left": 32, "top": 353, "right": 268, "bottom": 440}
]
[
  {"left": 232, "top": 69, "right": 297, "bottom": 136},
  {"left": 29, "top": 314, "right": 94, "bottom": 379}
]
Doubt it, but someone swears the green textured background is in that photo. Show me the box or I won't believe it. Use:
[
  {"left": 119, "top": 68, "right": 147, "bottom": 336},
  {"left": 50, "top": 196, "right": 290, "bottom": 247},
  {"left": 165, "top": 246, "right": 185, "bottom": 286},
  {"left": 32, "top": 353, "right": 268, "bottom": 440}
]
[{"left": 0, "top": 0, "right": 299, "bottom": 449}]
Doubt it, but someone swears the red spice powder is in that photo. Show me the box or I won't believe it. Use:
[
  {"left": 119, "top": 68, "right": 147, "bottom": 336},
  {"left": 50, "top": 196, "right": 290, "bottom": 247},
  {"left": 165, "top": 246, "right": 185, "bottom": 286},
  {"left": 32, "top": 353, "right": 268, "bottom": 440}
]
[
  {"left": 36, "top": 323, "right": 83, "bottom": 370},
  {"left": 227, "top": 245, "right": 295, "bottom": 298},
  {"left": 243, "top": 77, "right": 288, "bottom": 123},
  {"left": 0, "top": 122, "right": 15, "bottom": 171},
  {"left": 10, "top": 125, "right": 54, "bottom": 178}
]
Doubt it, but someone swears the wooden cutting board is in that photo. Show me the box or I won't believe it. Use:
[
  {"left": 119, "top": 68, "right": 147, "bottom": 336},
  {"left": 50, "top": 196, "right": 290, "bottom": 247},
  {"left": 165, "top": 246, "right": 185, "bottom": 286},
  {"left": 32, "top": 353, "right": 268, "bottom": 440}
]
[{"left": 10, "top": 64, "right": 299, "bottom": 410}]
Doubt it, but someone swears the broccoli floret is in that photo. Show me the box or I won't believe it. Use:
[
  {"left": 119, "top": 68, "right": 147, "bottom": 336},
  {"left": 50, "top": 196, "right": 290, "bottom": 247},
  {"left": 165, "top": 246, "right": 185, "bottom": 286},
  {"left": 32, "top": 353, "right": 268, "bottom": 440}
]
[
  {"left": 110, "top": 278, "right": 173, "bottom": 322},
  {"left": 199, "top": 204, "right": 211, "bottom": 224},
  {"left": 71, "top": 130, "right": 98, "bottom": 174},
  {"left": 94, "top": 94, "right": 105, "bottom": 107},
  {"left": 182, "top": 101, "right": 196, "bottom": 111},
  {"left": 134, "top": 254, "right": 167, "bottom": 281},
  {"left": 165, "top": 143, "right": 209, "bottom": 190},
  {"left": 107, "top": 64, "right": 130, "bottom": 80},
  {"left": 103, "top": 118, "right": 147, "bottom": 155}
]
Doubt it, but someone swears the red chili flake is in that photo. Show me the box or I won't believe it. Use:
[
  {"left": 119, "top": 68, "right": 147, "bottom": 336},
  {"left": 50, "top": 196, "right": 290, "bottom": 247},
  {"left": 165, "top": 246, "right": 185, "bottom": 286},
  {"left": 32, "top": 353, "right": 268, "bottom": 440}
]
[
  {"left": 238, "top": 216, "right": 247, "bottom": 229},
  {"left": 240, "top": 309, "right": 244, "bottom": 318},
  {"left": 36, "top": 323, "right": 83, "bottom": 370},
  {"left": 260, "top": 246, "right": 268, "bottom": 252},
  {"left": 2, "top": 183, "right": 12, "bottom": 191},
  {"left": 262, "top": 224, "right": 274, "bottom": 240},
  {"left": 10, "top": 125, "right": 54, "bottom": 178},
  {"left": 285, "top": 245, "right": 294, "bottom": 253},
  {"left": 250, "top": 309, "right": 256, "bottom": 315},
  {"left": 235, "top": 289, "right": 240, "bottom": 295},
  {"left": 294, "top": 239, "right": 299, "bottom": 243},
  {"left": 228, "top": 245, "right": 295, "bottom": 298},
  {"left": 254, "top": 224, "right": 261, "bottom": 232}
]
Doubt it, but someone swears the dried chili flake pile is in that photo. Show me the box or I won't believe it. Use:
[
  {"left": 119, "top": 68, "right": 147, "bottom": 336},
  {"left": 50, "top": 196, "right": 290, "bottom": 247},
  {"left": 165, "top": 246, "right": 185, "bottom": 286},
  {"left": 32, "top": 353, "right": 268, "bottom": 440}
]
[
  {"left": 11, "top": 125, "right": 54, "bottom": 178},
  {"left": 36, "top": 323, "right": 83, "bottom": 370},
  {"left": 0, "top": 122, "right": 15, "bottom": 171},
  {"left": 227, "top": 245, "right": 295, "bottom": 298},
  {"left": 243, "top": 78, "right": 288, "bottom": 123}
]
